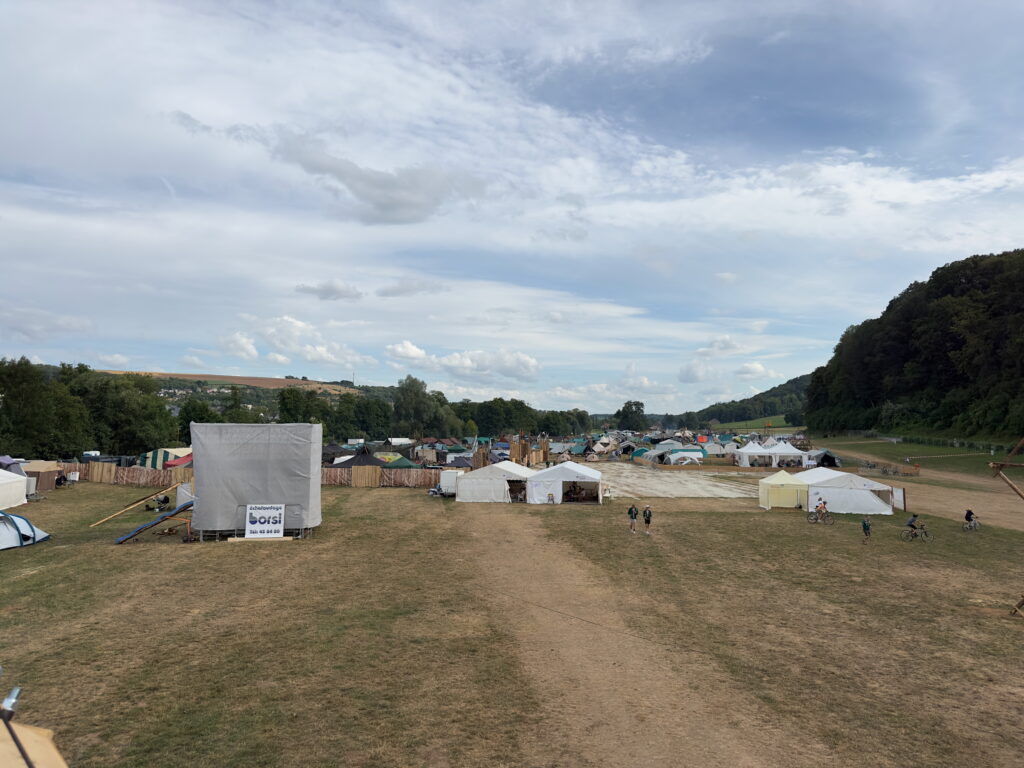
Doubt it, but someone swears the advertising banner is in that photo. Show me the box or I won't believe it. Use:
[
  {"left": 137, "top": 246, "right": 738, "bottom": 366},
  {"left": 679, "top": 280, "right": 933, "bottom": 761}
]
[{"left": 245, "top": 504, "right": 285, "bottom": 538}]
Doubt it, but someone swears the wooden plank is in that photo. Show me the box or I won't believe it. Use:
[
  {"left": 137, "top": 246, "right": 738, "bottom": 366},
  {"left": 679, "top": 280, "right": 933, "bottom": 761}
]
[
  {"left": 1, "top": 722, "right": 70, "bottom": 768},
  {"left": 90, "top": 482, "right": 181, "bottom": 527}
]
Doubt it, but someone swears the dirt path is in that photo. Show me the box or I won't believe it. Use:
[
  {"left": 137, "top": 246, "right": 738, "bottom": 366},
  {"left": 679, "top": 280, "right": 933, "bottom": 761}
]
[
  {"left": 463, "top": 508, "right": 829, "bottom": 767},
  {"left": 830, "top": 447, "right": 1024, "bottom": 531}
]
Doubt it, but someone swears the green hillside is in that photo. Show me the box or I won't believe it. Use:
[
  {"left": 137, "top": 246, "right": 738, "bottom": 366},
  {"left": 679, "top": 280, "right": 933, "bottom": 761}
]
[{"left": 806, "top": 248, "right": 1024, "bottom": 437}]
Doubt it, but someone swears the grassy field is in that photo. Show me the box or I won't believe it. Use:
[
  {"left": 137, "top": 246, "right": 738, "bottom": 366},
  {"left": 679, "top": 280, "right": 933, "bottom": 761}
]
[
  {"left": 714, "top": 414, "right": 805, "bottom": 431},
  {"left": 816, "top": 436, "right": 1024, "bottom": 480},
  {"left": 1, "top": 484, "right": 536, "bottom": 767},
  {"left": 4, "top": 481, "right": 1024, "bottom": 766}
]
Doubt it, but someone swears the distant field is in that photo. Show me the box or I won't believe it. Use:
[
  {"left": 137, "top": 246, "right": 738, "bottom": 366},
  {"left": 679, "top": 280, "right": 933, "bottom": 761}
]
[
  {"left": 816, "top": 436, "right": 1024, "bottom": 479},
  {"left": 714, "top": 414, "right": 804, "bottom": 431},
  {"left": 99, "top": 370, "right": 358, "bottom": 395}
]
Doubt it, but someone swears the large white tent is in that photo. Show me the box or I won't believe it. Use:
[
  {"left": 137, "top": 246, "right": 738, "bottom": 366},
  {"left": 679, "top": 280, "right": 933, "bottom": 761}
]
[
  {"left": 455, "top": 460, "right": 536, "bottom": 503},
  {"left": 759, "top": 468, "right": 902, "bottom": 514},
  {"left": 0, "top": 467, "right": 28, "bottom": 510},
  {"left": 768, "top": 441, "right": 810, "bottom": 468},
  {"left": 736, "top": 441, "right": 772, "bottom": 467},
  {"left": 527, "top": 461, "right": 603, "bottom": 504}
]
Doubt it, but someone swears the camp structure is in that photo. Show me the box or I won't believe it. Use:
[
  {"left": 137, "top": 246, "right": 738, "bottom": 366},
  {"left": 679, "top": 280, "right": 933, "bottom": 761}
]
[
  {"left": 735, "top": 441, "right": 772, "bottom": 467},
  {"left": 1, "top": 509, "right": 49, "bottom": 551},
  {"left": 190, "top": 422, "right": 322, "bottom": 538},
  {"left": 526, "top": 461, "right": 603, "bottom": 504},
  {"left": 137, "top": 446, "right": 192, "bottom": 470},
  {"left": 20, "top": 460, "right": 62, "bottom": 492},
  {"left": 767, "top": 441, "right": 810, "bottom": 468},
  {"left": 0, "top": 467, "right": 29, "bottom": 509},
  {"left": 702, "top": 442, "right": 727, "bottom": 457},
  {"left": 455, "top": 460, "right": 536, "bottom": 503},
  {"left": 758, "top": 468, "right": 902, "bottom": 515},
  {"left": 0, "top": 455, "right": 25, "bottom": 476}
]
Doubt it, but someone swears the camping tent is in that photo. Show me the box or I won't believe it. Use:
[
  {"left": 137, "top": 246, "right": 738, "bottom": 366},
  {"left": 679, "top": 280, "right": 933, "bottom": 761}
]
[
  {"left": 735, "top": 441, "right": 772, "bottom": 467},
  {"left": 456, "top": 460, "right": 536, "bottom": 503},
  {"left": 0, "top": 510, "right": 49, "bottom": 551},
  {"left": 767, "top": 441, "right": 810, "bottom": 468},
  {"left": 387, "top": 456, "right": 420, "bottom": 469},
  {"left": 702, "top": 443, "right": 726, "bottom": 457},
  {"left": 0, "top": 467, "right": 29, "bottom": 509},
  {"left": 20, "top": 460, "right": 62, "bottom": 491},
  {"left": 137, "top": 447, "right": 192, "bottom": 469},
  {"left": 0, "top": 456, "right": 26, "bottom": 476},
  {"left": 526, "top": 461, "right": 603, "bottom": 504},
  {"left": 190, "top": 422, "right": 322, "bottom": 536},
  {"left": 758, "top": 468, "right": 901, "bottom": 514}
]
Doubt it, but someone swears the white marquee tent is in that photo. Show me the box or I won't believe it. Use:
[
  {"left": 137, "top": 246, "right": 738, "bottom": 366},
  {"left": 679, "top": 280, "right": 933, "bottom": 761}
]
[
  {"left": 527, "top": 461, "right": 603, "bottom": 504},
  {"left": 455, "top": 461, "right": 536, "bottom": 503},
  {"left": 759, "top": 468, "right": 902, "bottom": 515},
  {"left": 0, "top": 467, "right": 28, "bottom": 510},
  {"left": 736, "top": 441, "right": 772, "bottom": 467},
  {"left": 767, "top": 441, "right": 810, "bottom": 467}
]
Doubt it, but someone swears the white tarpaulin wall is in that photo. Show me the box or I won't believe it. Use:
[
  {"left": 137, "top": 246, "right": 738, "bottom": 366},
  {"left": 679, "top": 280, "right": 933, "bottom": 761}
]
[
  {"left": 456, "top": 461, "right": 536, "bottom": 503},
  {"left": 0, "top": 467, "right": 28, "bottom": 510},
  {"left": 526, "top": 461, "right": 603, "bottom": 504}
]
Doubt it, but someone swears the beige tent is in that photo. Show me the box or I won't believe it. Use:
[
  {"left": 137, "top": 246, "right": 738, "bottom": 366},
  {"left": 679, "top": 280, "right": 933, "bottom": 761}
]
[{"left": 758, "top": 470, "right": 806, "bottom": 509}]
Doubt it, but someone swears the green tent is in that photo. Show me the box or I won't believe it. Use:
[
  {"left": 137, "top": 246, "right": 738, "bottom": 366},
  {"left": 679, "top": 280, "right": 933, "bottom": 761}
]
[{"left": 386, "top": 456, "right": 420, "bottom": 469}]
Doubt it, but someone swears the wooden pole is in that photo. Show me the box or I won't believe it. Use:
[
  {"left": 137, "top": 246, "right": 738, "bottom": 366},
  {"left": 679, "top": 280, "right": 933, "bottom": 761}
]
[
  {"left": 89, "top": 482, "right": 181, "bottom": 527},
  {"left": 995, "top": 470, "right": 1024, "bottom": 503}
]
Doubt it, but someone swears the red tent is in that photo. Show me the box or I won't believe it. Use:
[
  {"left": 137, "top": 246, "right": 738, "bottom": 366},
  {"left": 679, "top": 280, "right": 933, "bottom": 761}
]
[{"left": 165, "top": 453, "right": 193, "bottom": 468}]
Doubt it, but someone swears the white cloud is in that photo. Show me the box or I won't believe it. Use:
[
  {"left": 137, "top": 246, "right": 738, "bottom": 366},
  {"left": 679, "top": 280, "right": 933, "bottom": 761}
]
[
  {"left": 386, "top": 340, "right": 539, "bottom": 381},
  {"left": 0, "top": 307, "right": 90, "bottom": 341},
  {"left": 714, "top": 272, "right": 737, "bottom": 281},
  {"left": 696, "top": 335, "right": 746, "bottom": 357},
  {"left": 295, "top": 279, "right": 364, "bottom": 301},
  {"left": 678, "top": 359, "right": 711, "bottom": 383},
  {"left": 734, "top": 362, "right": 779, "bottom": 379},
  {"left": 98, "top": 353, "right": 129, "bottom": 367},
  {"left": 181, "top": 354, "right": 205, "bottom": 368},
  {"left": 259, "top": 316, "right": 374, "bottom": 368},
  {"left": 266, "top": 352, "right": 291, "bottom": 365},
  {"left": 375, "top": 278, "right": 446, "bottom": 297},
  {"left": 220, "top": 332, "right": 259, "bottom": 360}
]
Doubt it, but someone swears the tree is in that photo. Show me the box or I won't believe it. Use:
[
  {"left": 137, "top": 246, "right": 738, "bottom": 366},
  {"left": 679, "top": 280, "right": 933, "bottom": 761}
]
[
  {"left": 614, "top": 400, "right": 647, "bottom": 431},
  {"left": 178, "top": 397, "right": 221, "bottom": 443},
  {"left": 355, "top": 397, "right": 391, "bottom": 439},
  {"left": 392, "top": 376, "right": 439, "bottom": 437},
  {"left": 464, "top": 418, "right": 479, "bottom": 437},
  {"left": 222, "top": 386, "right": 259, "bottom": 423}
]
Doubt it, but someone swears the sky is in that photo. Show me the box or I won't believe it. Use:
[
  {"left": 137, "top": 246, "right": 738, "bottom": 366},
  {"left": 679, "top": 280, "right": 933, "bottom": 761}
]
[{"left": 2, "top": 0, "right": 1024, "bottom": 413}]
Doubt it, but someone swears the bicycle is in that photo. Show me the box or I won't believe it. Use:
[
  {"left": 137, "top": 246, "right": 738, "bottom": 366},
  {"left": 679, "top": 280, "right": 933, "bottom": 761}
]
[
  {"left": 962, "top": 517, "right": 981, "bottom": 531},
  {"left": 806, "top": 510, "right": 835, "bottom": 525},
  {"left": 899, "top": 524, "right": 931, "bottom": 542}
]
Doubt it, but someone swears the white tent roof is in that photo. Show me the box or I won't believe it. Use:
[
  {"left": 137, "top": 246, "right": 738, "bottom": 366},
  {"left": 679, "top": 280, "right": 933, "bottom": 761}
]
[
  {"left": 463, "top": 460, "right": 536, "bottom": 479},
  {"left": 529, "top": 461, "right": 602, "bottom": 482},
  {"left": 0, "top": 467, "right": 28, "bottom": 510},
  {"left": 768, "top": 441, "right": 806, "bottom": 457},
  {"left": 737, "top": 441, "right": 768, "bottom": 454},
  {"left": 792, "top": 467, "right": 847, "bottom": 484}
]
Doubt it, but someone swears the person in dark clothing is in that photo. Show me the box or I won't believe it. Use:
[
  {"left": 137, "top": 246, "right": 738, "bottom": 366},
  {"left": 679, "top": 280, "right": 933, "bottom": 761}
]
[
  {"left": 861, "top": 516, "right": 872, "bottom": 543},
  {"left": 906, "top": 514, "right": 919, "bottom": 530},
  {"left": 643, "top": 505, "right": 653, "bottom": 535},
  {"left": 627, "top": 504, "right": 639, "bottom": 534}
]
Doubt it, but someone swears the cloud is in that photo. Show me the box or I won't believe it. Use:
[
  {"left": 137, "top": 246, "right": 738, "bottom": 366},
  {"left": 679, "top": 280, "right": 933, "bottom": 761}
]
[
  {"left": 0, "top": 307, "right": 90, "bottom": 341},
  {"left": 220, "top": 332, "right": 259, "bottom": 360},
  {"left": 181, "top": 354, "right": 205, "bottom": 368},
  {"left": 295, "top": 279, "right": 364, "bottom": 301},
  {"left": 619, "top": 362, "right": 676, "bottom": 395},
  {"left": 734, "top": 362, "right": 779, "bottom": 379},
  {"left": 678, "top": 359, "right": 711, "bottom": 383},
  {"left": 714, "top": 272, "right": 737, "bottom": 281},
  {"left": 386, "top": 339, "right": 539, "bottom": 381},
  {"left": 375, "top": 278, "right": 446, "bottom": 297},
  {"left": 98, "top": 353, "right": 129, "bottom": 367},
  {"left": 696, "top": 335, "right": 746, "bottom": 357},
  {"left": 266, "top": 352, "right": 290, "bottom": 365},
  {"left": 276, "top": 133, "right": 480, "bottom": 224},
  {"left": 259, "top": 316, "right": 374, "bottom": 368}
]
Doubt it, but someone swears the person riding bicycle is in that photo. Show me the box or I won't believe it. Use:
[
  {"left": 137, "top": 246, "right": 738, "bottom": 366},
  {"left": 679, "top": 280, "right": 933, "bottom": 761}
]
[
  {"left": 905, "top": 513, "right": 920, "bottom": 533},
  {"left": 815, "top": 499, "right": 829, "bottom": 521},
  {"left": 964, "top": 509, "right": 975, "bottom": 524}
]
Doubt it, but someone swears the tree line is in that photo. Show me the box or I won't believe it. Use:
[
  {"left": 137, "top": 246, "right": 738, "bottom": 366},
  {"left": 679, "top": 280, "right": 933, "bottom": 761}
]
[{"left": 806, "top": 248, "right": 1024, "bottom": 437}]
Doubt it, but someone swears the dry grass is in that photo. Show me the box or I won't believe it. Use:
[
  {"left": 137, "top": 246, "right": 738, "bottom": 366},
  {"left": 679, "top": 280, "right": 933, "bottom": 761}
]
[
  {"left": 533, "top": 498, "right": 1024, "bottom": 767},
  {"left": 1, "top": 485, "right": 536, "bottom": 767}
]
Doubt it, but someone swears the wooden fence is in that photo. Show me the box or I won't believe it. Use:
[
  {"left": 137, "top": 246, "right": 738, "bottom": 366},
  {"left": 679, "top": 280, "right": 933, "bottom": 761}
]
[{"left": 62, "top": 461, "right": 441, "bottom": 489}]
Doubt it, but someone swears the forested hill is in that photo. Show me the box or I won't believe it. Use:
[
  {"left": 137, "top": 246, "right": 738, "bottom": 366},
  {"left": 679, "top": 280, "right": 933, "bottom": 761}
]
[
  {"left": 806, "top": 248, "right": 1024, "bottom": 437},
  {"left": 677, "top": 374, "right": 810, "bottom": 428}
]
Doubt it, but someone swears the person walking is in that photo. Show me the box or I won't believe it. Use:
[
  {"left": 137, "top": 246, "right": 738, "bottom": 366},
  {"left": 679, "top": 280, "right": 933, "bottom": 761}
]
[
  {"left": 861, "top": 516, "right": 872, "bottom": 543},
  {"left": 627, "top": 504, "right": 639, "bottom": 534},
  {"left": 643, "top": 505, "right": 653, "bottom": 535}
]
